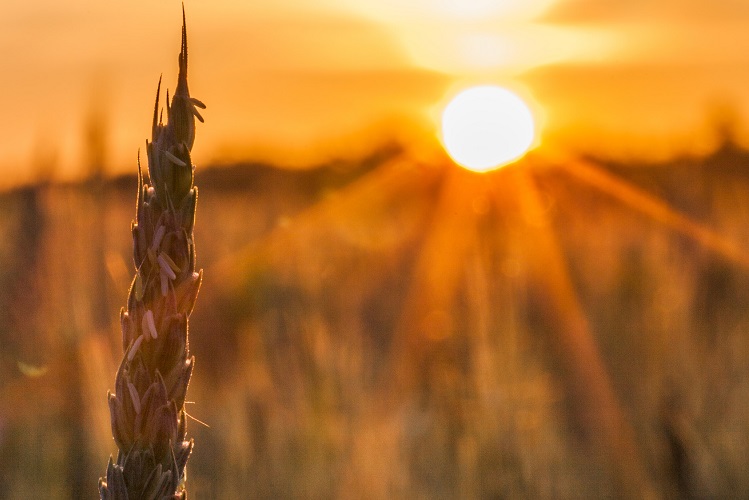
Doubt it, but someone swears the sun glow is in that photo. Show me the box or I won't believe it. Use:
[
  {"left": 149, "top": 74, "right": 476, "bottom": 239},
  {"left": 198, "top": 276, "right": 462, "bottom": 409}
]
[{"left": 441, "top": 85, "right": 536, "bottom": 172}]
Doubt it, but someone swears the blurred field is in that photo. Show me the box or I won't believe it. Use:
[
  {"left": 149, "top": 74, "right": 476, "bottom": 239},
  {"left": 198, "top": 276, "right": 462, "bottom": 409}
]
[{"left": 2, "top": 142, "right": 749, "bottom": 498}]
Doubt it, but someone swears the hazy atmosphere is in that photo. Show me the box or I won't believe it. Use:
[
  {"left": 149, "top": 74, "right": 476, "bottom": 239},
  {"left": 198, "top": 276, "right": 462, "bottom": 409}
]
[
  {"left": 3, "top": 1, "right": 749, "bottom": 499},
  {"left": 2, "top": 0, "right": 749, "bottom": 185}
]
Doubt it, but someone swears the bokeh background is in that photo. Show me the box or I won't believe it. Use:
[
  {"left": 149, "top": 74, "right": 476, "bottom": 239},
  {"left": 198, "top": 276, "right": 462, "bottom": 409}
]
[{"left": 3, "top": 0, "right": 749, "bottom": 498}]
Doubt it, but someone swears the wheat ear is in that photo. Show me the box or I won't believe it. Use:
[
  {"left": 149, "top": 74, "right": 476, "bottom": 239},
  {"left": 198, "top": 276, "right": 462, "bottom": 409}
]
[{"left": 99, "top": 8, "right": 205, "bottom": 499}]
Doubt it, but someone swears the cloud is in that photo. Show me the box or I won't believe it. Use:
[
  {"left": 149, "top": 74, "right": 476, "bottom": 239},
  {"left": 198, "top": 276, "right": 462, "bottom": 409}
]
[
  {"left": 521, "top": 61, "right": 749, "bottom": 158},
  {"left": 534, "top": 0, "right": 749, "bottom": 67},
  {"left": 540, "top": 0, "right": 749, "bottom": 25}
]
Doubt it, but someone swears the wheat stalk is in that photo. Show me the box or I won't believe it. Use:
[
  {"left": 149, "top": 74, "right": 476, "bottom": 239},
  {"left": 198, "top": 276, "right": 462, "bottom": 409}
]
[{"left": 99, "top": 8, "right": 205, "bottom": 499}]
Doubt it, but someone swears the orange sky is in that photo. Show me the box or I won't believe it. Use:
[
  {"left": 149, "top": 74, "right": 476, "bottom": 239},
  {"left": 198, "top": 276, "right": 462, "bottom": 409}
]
[{"left": 2, "top": 0, "right": 749, "bottom": 186}]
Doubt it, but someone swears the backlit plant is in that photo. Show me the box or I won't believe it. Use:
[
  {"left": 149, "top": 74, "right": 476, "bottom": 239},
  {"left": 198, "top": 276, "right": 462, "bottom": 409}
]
[{"left": 99, "top": 8, "right": 206, "bottom": 499}]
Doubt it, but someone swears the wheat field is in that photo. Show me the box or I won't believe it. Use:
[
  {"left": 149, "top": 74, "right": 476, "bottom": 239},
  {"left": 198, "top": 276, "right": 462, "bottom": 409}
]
[{"left": 1, "top": 140, "right": 749, "bottom": 497}]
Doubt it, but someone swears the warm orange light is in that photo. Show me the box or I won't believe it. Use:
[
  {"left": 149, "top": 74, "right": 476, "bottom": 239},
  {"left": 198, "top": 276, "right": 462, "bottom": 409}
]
[{"left": 441, "top": 85, "right": 535, "bottom": 172}]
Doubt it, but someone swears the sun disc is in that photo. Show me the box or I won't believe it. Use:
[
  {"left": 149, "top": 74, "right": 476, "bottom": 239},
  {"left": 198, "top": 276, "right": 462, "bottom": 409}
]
[{"left": 441, "top": 85, "right": 535, "bottom": 172}]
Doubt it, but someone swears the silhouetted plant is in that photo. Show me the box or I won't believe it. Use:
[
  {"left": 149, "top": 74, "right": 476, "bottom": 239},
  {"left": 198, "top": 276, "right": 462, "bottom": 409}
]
[{"left": 99, "top": 8, "right": 206, "bottom": 499}]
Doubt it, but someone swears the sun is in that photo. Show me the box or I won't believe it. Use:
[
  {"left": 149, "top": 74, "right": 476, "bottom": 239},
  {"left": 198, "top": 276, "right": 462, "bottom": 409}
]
[{"left": 441, "top": 85, "right": 536, "bottom": 172}]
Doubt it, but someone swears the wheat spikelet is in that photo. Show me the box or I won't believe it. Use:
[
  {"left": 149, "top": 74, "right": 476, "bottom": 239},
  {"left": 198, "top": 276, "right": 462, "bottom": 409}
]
[{"left": 99, "top": 8, "right": 205, "bottom": 499}]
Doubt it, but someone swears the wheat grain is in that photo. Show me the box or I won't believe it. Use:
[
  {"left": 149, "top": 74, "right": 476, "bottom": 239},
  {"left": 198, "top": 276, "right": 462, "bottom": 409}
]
[{"left": 99, "top": 8, "right": 204, "bottom": 499}]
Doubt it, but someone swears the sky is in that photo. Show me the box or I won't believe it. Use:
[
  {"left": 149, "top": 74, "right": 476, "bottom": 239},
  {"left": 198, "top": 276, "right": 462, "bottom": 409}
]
[{"left": 2, "top": 0, "right": 749, "bottom": 185}]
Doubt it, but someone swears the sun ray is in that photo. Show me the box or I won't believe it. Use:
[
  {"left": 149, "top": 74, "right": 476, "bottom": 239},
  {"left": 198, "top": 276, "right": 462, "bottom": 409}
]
[
  {"left": 384, "top": 165, "right": 487, "bottom": 403},
  {"left": 205, "top": 149, "right": 745, "bottom": 495},
  {"left": 213, "top": 155, "right": 445, "bottom": 287},
  {"left": 508, "top": 168, "right": 654, "bottom": 497},
  {"left": 561, "top": 158, "right": 749, "bottom": 269}
]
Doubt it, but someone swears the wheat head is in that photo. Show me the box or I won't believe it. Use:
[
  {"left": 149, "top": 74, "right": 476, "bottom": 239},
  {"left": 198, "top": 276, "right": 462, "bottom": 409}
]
[{"left": 99, "top": 8, "right": 205, "bottom": 499}]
